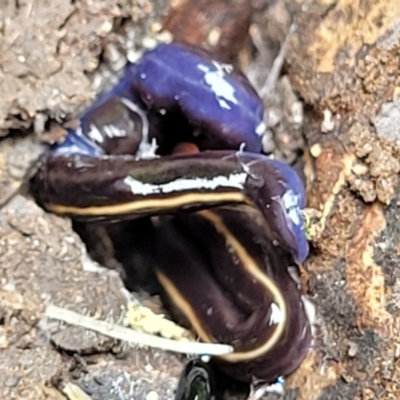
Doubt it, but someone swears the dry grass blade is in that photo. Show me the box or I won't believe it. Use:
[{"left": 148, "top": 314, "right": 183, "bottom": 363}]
[{"left": 45, "top": 304, "right": 234, "bottom": 356}]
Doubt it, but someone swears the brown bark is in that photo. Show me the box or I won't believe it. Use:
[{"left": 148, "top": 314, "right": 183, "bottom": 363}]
[{"left": 277, "top": 1, "right": 400, "bottom": 399}]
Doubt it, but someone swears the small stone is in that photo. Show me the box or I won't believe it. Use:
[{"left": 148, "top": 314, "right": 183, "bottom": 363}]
[
  {"left": 321, "top": 109, "right": 335, "bottom": 133},
  {"left": 4, "top": 376, "right": 19, "bottom": 387},
  {"left": 373, "top": 100, "right": 400, "bottom": 141},
  {"left": 261, "top": 129, "right": 275, "bottom": 153},
  {"left": 347, "top": 175, "right": 377, "bottom": 203},
  {"left": 352, "top": 163, "right": 369, "bottom": 176},
  {"left": 356, "top": 142, "right": 373, "bottom": 158},
  {"left": 151, "top": 22, "right": 162, "bottom": 33},
  {"left": 310, "top": 143, "right": 322, "bottom": 158},
  {"left": 208, "top": 27, "right": 221, "bottom": 47},
  {"left": 376, "top": 175, "right": 398, "bottom": 205},
  {"left": 146, "top": 391, "right": 159, "bottom": 400},
  {"left": 144, "top": 363, "right": 154, "bottom": 372},
  {"left": 347, "top": 341, "right": 358, "bottom": 357}
]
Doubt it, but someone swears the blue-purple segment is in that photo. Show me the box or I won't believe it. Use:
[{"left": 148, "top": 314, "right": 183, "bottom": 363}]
[
  {"left": 269, "top": 159, "right": 309, "bottom": 263},
  {"left": 132, "top": 43, "right": 264, "bottom": 152},
  {"left": 50, "top": 128, "right": 103, "bottom": 157},
  {"left": 50, "top": 63, "right": 145, "bottom": 158}
]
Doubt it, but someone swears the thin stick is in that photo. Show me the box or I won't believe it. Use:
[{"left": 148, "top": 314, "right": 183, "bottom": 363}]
[
  {"left": 259, "top": 23, "right": 297, "bottom": 98},
  {"left": 45, "top": 304, "right": 233, "bottom": 357},
  {"left": 62, "top": 383, "right": 93, "bottom": 400}
]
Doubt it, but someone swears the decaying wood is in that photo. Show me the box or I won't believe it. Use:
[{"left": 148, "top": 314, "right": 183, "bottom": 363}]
[{"left": 274, "top": 1, "right": 400, "bottom": 399}]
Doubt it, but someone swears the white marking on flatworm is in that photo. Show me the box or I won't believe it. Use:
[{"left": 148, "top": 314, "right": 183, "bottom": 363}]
[
  {"left": 123, "top": 172, "right": 247, "bottom": 196},
  {"left": 103, "top": 123, "right": 128, "bottom": 138},
  {"left": 87, "top": 124, "right": 104, "bottom": 143},
  {"left": 197, "top": 62, "right": 238, "bottom": 110},
  {"left": 256, "top": 121, "right": 266, "bottom": 135},
  {"left": 137, "top": 137, "right": 159, "bottom": 160},
  {"left": 269, "top": 302, "right": 284, "bottom": 325},
  {"left": 281, "top": 189, "right": 302, "bottom": 227},
  {"left": 119, "top": 97, "right": 151, "bottom": 160}
]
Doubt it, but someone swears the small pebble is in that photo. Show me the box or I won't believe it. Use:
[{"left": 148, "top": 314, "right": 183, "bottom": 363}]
[
  {"left": 5, "top": 376, "right": 19, "bottom": 387},
  {"left": 352, "top": 163, "right": 368, "bottom": 176},
  {"left": 146, "top": 390, "right": 159, "bottom": 400},
  {"left": 208, "top": 27, "right": 221, "bottom": 46},
  {"left": 310, "top": 143, "right": 322, "bottom": 158},
  {"left": 321, "top": 109, "right": 335, "bottom": 133}
]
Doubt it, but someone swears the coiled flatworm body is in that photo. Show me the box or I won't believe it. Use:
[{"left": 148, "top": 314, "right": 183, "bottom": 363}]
[{"left": 31, "top": 42, "right": 311, "bottom": 384}]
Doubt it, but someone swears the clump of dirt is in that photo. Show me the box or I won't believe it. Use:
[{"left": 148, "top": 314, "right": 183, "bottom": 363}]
[
  {"left": 347, "top": 107, "right": 400, "bottom": 205},
  {"left": 0, "top": 0, "right": 166, "bottom": 135}
]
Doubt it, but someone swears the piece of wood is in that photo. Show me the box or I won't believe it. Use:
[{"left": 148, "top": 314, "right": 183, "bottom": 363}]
[{"left": 270, "top": 1, "right": 400, "bottom": 399}]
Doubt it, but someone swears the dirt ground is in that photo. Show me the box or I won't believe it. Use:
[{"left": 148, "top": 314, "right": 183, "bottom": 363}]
[{"left": 1, "top": 1, "right": 400, "bottom": 399}]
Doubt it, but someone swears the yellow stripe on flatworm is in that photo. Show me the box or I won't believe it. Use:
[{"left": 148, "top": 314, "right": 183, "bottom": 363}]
[
  {"left": 47, "top": 192, "right": 247, "bottom": 217},
  {"left": 156, "top": 271, "right": 216, "bottom": 344},
  {"left": 157, "top": 209, "right": 288, "bottom": 363}
]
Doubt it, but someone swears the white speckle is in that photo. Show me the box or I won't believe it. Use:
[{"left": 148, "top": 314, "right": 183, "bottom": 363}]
[
  {"left": 64, "top": 236, "right": 75, "bottom": 244},
  {"left": 264, "top": 376, "right": 285, "bottom": 396},
  {"left": 137, "top": 137, "right": 159, "bottom": 160},
  {"left": 87, "top": 124, "right": 104, "bottom": 143},
  {"left": 197, "top": 62, "right": 238, "bottom": 110},
  {"left": 255, "top": 121, "right": 266, "bottom": 135},
  {"left": 238, "top": 142, "right": 246, "bottom": 153},
  {"left": 103, "top": 124, "right": 127, "bottom": 138},
  {"left": 159, "top": 108, "right": 166, "bottom": 115},
  {"left": 99, "top": 20, "right": 113, "bottom": 34},
  {"left": 291, "top": 101, "right": 304, "bottom": 125},
  {"left": 123, "top": 172, "right": 247, "bottom": 196},
  {"left": 301, "top": 296, "right": 316, "bottom": 330},
  {"left": 269, "top": 302, "right": 284, "bottom": 325},
  {"left": 201, "top": 355, "right": 211, "bottom": 362},
  {"left": 142, "top": 37, "right": 158, "bottom": 50},
  {"left": 212, "top": 60, "right": 234, "bottom": 74},
  {"left": 140, "top": 73, "right": 147, "bottom": 79},
  {"left": 80, "top": 247, "right": 109, "bottom": 273},
  {"left": 146, "top": 391, "right": 159, "bottom": 400},
  {"left": 174, "top": 95, "right": 180, "bottom": 101},
  {"left": 219, "top": 99, "right": 231, "bottom": 109},
  {"left": 321, "top": 109, "right": 335, "bottom": 133},
  {"left": 208, "top": 27, "right": 221, "bottom": 46},
  {"left": 144, "top": 363, "right": 154, "bottom": 372},
  {"left": 281, "top": 189, "right": 302, "bottom": 226},
  {"left": 17, "top": 55, "right": 25, "bottom": 63},
  {"left": 120, "top": 97, "right": 152, "bottom": 159}
]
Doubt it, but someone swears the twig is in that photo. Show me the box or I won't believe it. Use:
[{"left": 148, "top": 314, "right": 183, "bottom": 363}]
[
  {"left": 62, "top": 383, "right": 93, "bottom": 400},
  {"left": 259, "top": 23, "right": 297, "bottom": 98},
  {"left": 45, "top": 304, "right": 233, "bottom": 357}
]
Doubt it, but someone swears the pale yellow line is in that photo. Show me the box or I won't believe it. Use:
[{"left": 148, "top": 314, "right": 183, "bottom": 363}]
[
  {"left": 47, "top": 192, "right": 247, "bottom": 216},
  {"left": 158, "top": 209, "right": 288, "bottom": 363},
  {"left": 156, "top": 271, "right": 216, "bottom": 344}
]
